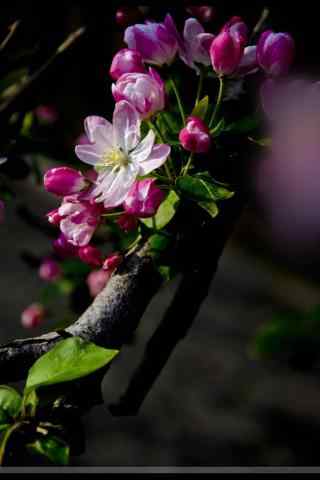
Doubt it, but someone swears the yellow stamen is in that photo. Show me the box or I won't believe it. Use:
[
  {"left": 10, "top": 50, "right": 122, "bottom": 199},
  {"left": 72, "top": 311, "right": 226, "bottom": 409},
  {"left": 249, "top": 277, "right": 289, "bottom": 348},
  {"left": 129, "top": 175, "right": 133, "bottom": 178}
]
[{"left": 102, "top": 148, "right": 129, "bottom": 168}]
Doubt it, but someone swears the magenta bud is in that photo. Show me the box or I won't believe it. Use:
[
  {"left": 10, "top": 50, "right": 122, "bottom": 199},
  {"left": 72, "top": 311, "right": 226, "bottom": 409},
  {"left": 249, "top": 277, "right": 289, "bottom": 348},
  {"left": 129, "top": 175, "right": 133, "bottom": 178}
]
[
  {"left": 210, "top": 30, "right": 243, "bottom": 76},
  {"left": 112, "top": 68, "right": 165, "bottom": 118},
  {"left": 53, "top": 234, "right": 79, "bottom": 258},
  {"left": 86, "top": 269, "right": 111, "bottom": 297},
  {"left": 102, "top": 253, "right": 123, "bottom": 273},
  {"left": 0, "top": 200, "right": 5, "bottom": 224},
  {"left": 179, "top": 116, "right": 211, "bottom": 153},
  {"left": 110, "top": 48, "right": 145, "bottom": 80},
  {"left": 116, "top": 6, "right": 143, "bottom": 28},
  {"left": 123, "top": 179, "right": 165, "bottom": 218},
  {"left": 35, "top": 105, "right": 58, "bottom": 124},
  {"left": 44, "top": 167, "right": 87, "bottom": 197},
  {"left": 117, "top": 213, "right": 138, "bottom": 232},
  {"left": 124, "top": 15, "right": 178, "bottom": 66},
  {"left": 186, "top": 6, "right": 216, "bottom": 23},
  {"left": 257, "top": 30, "right": 295, "bottom": 76},
  {"left": 78, "top": 245, "right": 102, "bottom": 267},
  {"left": 21, "top": 303, "right": 45, "bottom": 329},
  {"left": 39, "top": 258, "right": 61, "bottom": 281},
  {"left": 46, "top": 208, "right": 63, "bottom": 225},
  {"left": 222, "top": 16, "right": 248, "bottom": 47}
]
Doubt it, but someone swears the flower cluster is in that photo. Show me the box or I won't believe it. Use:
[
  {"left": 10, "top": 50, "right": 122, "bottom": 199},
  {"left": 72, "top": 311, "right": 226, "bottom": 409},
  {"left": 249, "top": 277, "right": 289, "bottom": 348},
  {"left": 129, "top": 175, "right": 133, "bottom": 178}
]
[{"left": 39, "top": 10, "right": 295, "bottom": 325}]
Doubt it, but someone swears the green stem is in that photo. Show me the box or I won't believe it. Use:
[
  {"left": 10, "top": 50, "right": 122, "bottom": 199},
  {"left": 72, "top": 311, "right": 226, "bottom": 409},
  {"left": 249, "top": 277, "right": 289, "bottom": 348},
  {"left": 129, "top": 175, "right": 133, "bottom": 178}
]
[
  {"left": 182, "top": 153, "right": 194, "bottom": 177},
  {"left": 209, "top": 76, "right": 224, "bottom": 129},
  {"left": 169, "top": 76, "right": 185, "bottom": 125},
  {"left": 0, "top": 422, "right": 24, "bottom": 465},
  {"left": 195, "top": 69, "right": 204, "bottom": 105},
  {"left": 101, "top": 211, "right": 125, "bottom": 218},
  {"left": 147, "top": 121, "right": 173, "bottom": 181}
]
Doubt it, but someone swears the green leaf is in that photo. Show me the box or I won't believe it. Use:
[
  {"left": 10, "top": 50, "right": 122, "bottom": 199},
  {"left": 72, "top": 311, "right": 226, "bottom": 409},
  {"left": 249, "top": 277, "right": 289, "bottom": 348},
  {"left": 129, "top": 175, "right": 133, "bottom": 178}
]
[
  {"left": 148, "top": 233, "right": 171, "bottom": 253},
  {"left": 176, "top": 175, "right": 234, "bottom": 203},
  {"left": 25, "top": 337, "right": 119, "bottom": 393},
  {"left": 198, "top": 201, "right": 219, "bottom": 218},
  {"left": 27, "top": 436, "right": 69, "bottom": 465},
  {"left": 249, "top": 136, "right": 272, "bottom": 147},
  {"left": 21, "top": 112, "right": 33, "bottom": 137},
  {"left": 225, "top": 115, "right": 259, "bottom": 134},
  {"left": 0, "top": 386, "right": 22, "bottom": 420},
  {"left": 0, "top": 68, "right": 28, "bottom": 100},
  {"left": 210, "top": 117, "right": 226, "bottom": 137},
  {"left": 191, "top": 96, "right": 209, "bottom": 120},
  {"left": 141, "top": 190, "right": 180, "bottom": 230},
  {"left": 22, "top": 390, "right": 38, "bottom": 418}
]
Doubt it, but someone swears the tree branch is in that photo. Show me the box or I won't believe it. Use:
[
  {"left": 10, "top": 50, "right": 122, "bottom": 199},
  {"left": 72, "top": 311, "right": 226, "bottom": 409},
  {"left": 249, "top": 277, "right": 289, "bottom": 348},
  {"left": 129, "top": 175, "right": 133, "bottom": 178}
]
[
  {"left": 0, "top": 243, "right": 162, "bottom": 383},
  {"left": 109, "top": 196, "right": 244, "bottom": 415}
]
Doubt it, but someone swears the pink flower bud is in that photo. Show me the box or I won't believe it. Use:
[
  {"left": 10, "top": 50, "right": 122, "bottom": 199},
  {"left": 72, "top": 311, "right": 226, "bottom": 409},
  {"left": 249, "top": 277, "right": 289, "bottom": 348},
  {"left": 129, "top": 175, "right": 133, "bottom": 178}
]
[
  {"left": 221, "top": 16, "right": 248, "bottom": 47},
  {"left": 102, "top": 253, "right": 123, "bottom": 273},
  {"left": 116, "top": 7, "right": 143, "bottom": 28},
  {"left": 44, "top": 167, "right": 87, "bottom": 197},
  {"left": 53, "top": 234, "right": 79, "bottom": 258},
  {"left": 117, "top": 213, "right": 138, "bottom": 232},
  {"left": 257, "top": 30, "right": 295, "bottom": 76},
  {"left": 78, "top": 245, "right": 102, "bottom": 267},
  {"left": 35, "top": 105, "right": 58, "bottom": 124},
  {"left": 210, "top": 30, "right": 244, "bottom": 76},
  {"left": 21, "top": 303, "right": 45, "bottom": 329},
  {"left": 0, "top": 200, "right": 5, "bottom": 224},
  {"left": 236, "top": 46, "right": 258, "bottom": 76},
  {"left": 86, "top": 269, "right": 111, "bottom": 297},
  {"left": 179, "top": 116, "right": 211, "bottom": 153},
  {"left": 112, "top": 68, "right": 165, "bottom": 119},
  {"left": 46, "top": 208, "right": 63, "bottom": 225},
  {"left": 123, "top": 179, "right": 165, "bottom": 218},
  {"left": 39, "top": 258, "right": 61, "bottom": 281},
  {"left": 124, "top": 15, "right": 178, "bottom": 66},
  {"left": 110, "top": 48, "right": 145, "bottom": 80},
  {"left": 186, "top": 6, "right": 216, "bottom": 23}
]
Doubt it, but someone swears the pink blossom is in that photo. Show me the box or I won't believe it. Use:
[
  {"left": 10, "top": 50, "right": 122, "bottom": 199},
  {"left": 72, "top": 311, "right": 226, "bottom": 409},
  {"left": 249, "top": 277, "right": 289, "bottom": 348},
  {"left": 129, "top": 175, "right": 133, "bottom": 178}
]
[
  {"left": 110, "top": 48, "right": 145, "bottom": 80},
  {"left": 123, "top": 178, "right": 165, "bottom": 218},
  {"left": 78, "top": 245, "right": 102, "bottom": 267},
  {"left": 39, "top": 258, "right": 61, "bottom": 281},
  {"left": 87, "top": 269, "right": 111, "bottom": 297},
  {"left": 235, "top": 46, "right": 258, "bottom": 76},
  {"left": 46, "top": 208, "right": 63, "bottom": 226},
  {"left": 53, "top": 234, "right": 79, "bottom": 258},
  {"left": 58, "top": 193, "right": 104, "bottom": 247},
  {"left": 35, "top": 105, "right": 58, "bottom": 124},
  {"left": 102, "top": 253, "right": 123, "bottom": 272},
  {"left": 179, "top": 116, "right": 211, "bottom": 153},
  {"left": 257, "top": 30, "right": 295, "bottom": 76},
  {"left": 112, "top": 68, "right": 165, "bottom": 119},
  {"left": 21, "top": 303, "right": 45, "bottom": 329},
  {"left": 124, "top": 15, "right": 178, "bottom": 66},
  {"left": 44, "top": 167, "right": 87, "bottom": 197},
  {"left": 75, "top": 101, "right": 170, "bottom": 208},
  {"left": 221, "top": 16, "right": 248, "bottom": 47},
  {"left": 210, "top": 30, "right": 244, "bottom": 76}
]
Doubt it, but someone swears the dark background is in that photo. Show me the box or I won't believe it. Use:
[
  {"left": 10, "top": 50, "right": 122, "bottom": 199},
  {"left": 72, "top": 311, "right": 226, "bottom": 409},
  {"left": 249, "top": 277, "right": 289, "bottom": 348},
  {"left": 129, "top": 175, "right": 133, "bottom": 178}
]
[{"left": 2, "top": 1, "right": 320, "bottom": 466}]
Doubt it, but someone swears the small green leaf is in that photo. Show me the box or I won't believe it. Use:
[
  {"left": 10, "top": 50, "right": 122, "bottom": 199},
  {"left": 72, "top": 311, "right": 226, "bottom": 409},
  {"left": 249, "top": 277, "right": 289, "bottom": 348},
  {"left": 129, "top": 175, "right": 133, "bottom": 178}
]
[
  {"left": 27, "top": 436, "right": 69, "bottom": 465},
  {"left": 25, "top": 337, "right": 119, "bottom": 393},
  {"left": 210, "top": 117, "right": 226, "bottom": 137},
  {"left": 176, "top": 175, "right": 234, "bottom": 203},
  {"left": 148, "top": 233, "right": 171, "bottom": 253},
  {"left": 141, "top": 190, "right": 180, "bottom": 230},
  {"left": 0, "top": 386, "right": 22, "bottom": 420},
  {"left": 198, "top": 201, "right": 219, "bottom": 218},
  {"left": 157, "top": 265, "right": 173, "bottom": 282},
  {"left": 191, "top": 96, "right": 209, "bottom": 120},
  {"left": 21, "top": 112, "right": 33, "bottom": 137},
  {"left": 22, "top": 390, "right": 38, "bottom": 418}
]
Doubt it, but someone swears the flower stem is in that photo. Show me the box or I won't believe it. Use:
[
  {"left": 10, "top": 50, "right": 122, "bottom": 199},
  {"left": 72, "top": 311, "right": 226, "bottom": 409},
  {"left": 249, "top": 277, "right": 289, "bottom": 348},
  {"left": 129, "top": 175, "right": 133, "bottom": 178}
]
[
  {"left": 209, "top": 76, "right": 224, "bottom": 129},
  {"left": 169, "top": 76, "right": 186, "bottom": 125},
  {"left": 147, "top": 120, "right": 173, "bottom": 181},
  {"left": 182, "top": 152, "right": 194, "bottom": 176},
  {"left": 195, "top": 68, "right": 204, "bottom": 105}
]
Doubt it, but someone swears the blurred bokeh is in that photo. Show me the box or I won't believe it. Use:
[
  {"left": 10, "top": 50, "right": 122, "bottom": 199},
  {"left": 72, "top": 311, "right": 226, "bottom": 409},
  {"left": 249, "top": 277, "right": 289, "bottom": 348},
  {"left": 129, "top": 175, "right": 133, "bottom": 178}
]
[{"left": 2, "top": 2, "right": 320, "bottom": 466}]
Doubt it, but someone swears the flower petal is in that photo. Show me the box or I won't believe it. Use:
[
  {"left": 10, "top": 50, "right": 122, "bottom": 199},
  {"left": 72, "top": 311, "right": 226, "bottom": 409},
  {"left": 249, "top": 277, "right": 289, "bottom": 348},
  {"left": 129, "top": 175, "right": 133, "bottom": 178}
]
[
  {"left": 84, "top": 116, "right": 112, "bottom": 143},
  {"left": 138, "top": 144, "right": 171, "bottom": 175},
  {"left": 95, "top": 163, "right": 138, "bottom": 208},
  {"left": 75, "top": 144, "right": 103, "bottom": 166},
  {"left": 113, "top": 100, "right": 141, "bottom": 153},
  {"left": 130, "top": 129, "right": 155, "bottom": 164}
]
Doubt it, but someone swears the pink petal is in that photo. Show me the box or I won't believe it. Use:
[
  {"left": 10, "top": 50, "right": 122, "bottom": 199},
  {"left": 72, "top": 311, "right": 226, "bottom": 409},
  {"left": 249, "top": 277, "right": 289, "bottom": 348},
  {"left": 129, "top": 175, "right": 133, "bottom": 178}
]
[
  {"left": 75, "top": 144, "right": 103, "bottom": 166},
  {"left": 113, "top": 100, "right": 141, "bottom": 153},
  {"left": 84, "top": 116, "right": 111, "bottom": 143},
  {"left": 130, "top": 129, "right": 155, "bottom": 164},
  {"left": 138, "top": 144, "right": 171, "bottom": 175}
]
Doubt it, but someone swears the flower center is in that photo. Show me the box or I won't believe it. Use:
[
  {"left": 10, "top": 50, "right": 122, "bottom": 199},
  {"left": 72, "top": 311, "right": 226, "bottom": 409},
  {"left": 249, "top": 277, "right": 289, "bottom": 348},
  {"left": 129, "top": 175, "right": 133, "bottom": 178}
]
[{"left": 102, "top": 148, "right": 129, "bottom": 168}]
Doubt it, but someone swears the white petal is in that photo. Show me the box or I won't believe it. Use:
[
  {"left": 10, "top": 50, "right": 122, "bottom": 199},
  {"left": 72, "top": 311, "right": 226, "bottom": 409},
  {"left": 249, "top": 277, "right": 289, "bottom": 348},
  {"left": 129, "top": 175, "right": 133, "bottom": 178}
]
[
  {"left": 184, "top": 18, "right": 204, "bottom": 44},
  {"left": 97, "top": 164, "right": 138, "bottom": 208},
  {"left": 75, "top": 144, "right": 103, "bottom": 166},
  {"left": 138, "top": 144, "right": 171, "bottom": 175},
  {"left": 113, "top": 100, "right": 141, "bottom": 153},
  {"left": 84, "top": 116, "right": 112, "bottom": 143},
  {"left": 130, "top": 129, "right": 155, "bottom": 164},
  {"left": 92, "top": 124, "right": 115, "bottom": 151}
]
